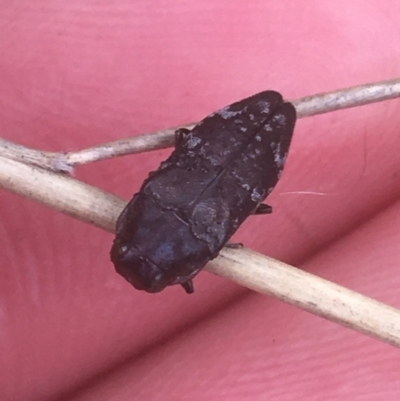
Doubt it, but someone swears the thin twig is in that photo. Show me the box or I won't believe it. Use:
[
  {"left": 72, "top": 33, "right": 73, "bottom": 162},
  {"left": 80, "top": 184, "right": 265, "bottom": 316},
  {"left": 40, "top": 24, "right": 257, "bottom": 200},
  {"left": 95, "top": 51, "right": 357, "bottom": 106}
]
[
  {"left": 291, "top": 77, "right": 400, "bottom": 117},
  {"left": 0, "top": 155, "right": 124, "bottom": 232},
  {"left": 1, "top": 78, "right": 400, "bottom": 172},
  {"left": 1, "top": 155, "right": 400, "bottom": 348},
  {"left": 0, "top": 139, "right": 74, "bottom": 173},
  {"left": 210, "top": 248, "right": 400, "bottom": 348}
]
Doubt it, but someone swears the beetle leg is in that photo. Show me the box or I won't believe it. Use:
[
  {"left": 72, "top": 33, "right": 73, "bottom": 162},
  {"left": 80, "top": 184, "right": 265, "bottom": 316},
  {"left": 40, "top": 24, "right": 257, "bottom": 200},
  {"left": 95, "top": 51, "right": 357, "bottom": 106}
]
[
  {"left": 174, "top": 128, "right": 191, "bottom": 147},
  {"left": 254, "top": 203, "right": 272, "bottom": 215},
  {"left": 181, "top": 279, "right": 194, "bottom": 294},
  {"left": 225, "top": 242, "right": 243, "bottom": 249}
]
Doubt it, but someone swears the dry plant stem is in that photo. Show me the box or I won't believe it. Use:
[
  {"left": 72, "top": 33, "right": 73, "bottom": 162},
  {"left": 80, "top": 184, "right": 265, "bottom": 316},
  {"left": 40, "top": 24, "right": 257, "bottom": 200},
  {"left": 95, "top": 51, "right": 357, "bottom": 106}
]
[
  {"left": 210, "top": 248, "right": 400, "bottom": 347},
  {"left": 292, "top": 77, "right": 400, "bottom": 118},
  {"left": 0, "top": 127, "right": 194, "bottom": 173},
  {"left": 0, "top": 139, "right": 74, "bottom": 173},
  {"left": 1, "top": 155, "right": 400, "bottom": 348},
  {"left": 1, "top": 78, "right": 400, "bottom": 172},
  {"left": 0, "top": 156, "right": 124, "bottom": 232},
  {"left": 65, "top": 125, "right": 195, "bottom": 166}
]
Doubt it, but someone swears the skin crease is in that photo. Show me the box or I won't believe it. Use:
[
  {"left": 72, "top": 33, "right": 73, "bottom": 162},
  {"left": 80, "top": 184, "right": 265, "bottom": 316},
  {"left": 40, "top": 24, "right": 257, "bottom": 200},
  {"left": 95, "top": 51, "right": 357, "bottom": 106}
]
[{"left": 0, "top": 1, "right": 400, "bottom": 400}]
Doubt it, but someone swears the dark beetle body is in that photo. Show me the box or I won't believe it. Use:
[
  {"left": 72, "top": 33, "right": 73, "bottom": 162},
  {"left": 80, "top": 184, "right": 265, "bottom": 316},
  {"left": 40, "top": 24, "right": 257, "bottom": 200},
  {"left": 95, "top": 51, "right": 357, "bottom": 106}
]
[{"left": 111, "top": 91, "right": 296, "bottom": 293}]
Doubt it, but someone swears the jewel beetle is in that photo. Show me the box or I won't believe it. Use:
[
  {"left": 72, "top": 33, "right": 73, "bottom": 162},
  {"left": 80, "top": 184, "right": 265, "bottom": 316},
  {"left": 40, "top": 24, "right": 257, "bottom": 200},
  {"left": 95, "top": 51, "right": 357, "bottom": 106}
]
[{"left": 111, "top": 90, "right": 297, "bottom": 293}]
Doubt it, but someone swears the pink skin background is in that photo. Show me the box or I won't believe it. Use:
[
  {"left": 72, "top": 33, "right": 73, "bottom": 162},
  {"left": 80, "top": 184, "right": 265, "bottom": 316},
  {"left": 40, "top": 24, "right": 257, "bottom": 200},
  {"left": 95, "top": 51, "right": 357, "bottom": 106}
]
[{"left": 1, "top": 1, "right": 400, "bottom": 400}]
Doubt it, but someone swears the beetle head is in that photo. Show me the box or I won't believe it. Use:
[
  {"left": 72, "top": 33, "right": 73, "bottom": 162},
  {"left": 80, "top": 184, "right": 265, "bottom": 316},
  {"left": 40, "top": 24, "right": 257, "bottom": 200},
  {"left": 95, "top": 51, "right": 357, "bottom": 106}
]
[{"left": 110, "top": 242, "right": 168, "bottom": 293}]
